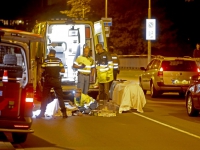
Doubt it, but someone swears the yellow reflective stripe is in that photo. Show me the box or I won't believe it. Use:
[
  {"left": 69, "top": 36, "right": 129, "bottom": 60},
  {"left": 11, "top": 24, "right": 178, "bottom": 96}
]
[
  {"left": 100, "top": 65, "right": 108, "bottom": 67},
  {"left": 108, "top": 61, "right": 113, "bottom": 64},
  {"left": 78, "top": 69, "right": 91, "bottom": 73},
  {"left": 100, "top": 68, "right": 109, "bottom": 72},
  {"left": 112, "top": 56, "right": 117, "bottom": 59},
  {"left": 46, "top": 64, "right": 60, "bottom": 67},
  {"left": 109, "top": 66, "right": 113, "bottom": 69},
  {"left": 74, "top": 62, "right": 79, "bottom": 65}
]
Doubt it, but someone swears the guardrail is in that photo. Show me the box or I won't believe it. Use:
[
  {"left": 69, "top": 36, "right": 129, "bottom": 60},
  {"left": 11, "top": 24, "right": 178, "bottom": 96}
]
[{"left": 118, "top": 55, "right": 155, "bottom": 70}]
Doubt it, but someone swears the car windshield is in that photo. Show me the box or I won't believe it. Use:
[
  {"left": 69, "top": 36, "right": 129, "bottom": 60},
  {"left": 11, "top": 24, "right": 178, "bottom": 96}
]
[{"left": 161, "top": 60, "right": 197, "bottom": 71}]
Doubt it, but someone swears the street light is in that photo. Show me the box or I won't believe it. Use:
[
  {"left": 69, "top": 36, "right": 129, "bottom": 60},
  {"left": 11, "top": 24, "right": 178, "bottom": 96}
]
[
  {"left": 105, "top": 0, "right": 108, "bottom": 18},
  {"left": 148, "top": 0, "right": 151, "bottom": 63}
]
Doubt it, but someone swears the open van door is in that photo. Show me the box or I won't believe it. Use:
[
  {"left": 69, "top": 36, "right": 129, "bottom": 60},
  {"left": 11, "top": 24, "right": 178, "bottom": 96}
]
[{"left": 94, "top": 20, "right": 108, "bottom": 51}]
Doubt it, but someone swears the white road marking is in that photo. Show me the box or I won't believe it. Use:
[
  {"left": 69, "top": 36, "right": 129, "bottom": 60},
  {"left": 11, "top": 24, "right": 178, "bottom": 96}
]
[
  {"left": 133, "top": 113, "right": 200, "bottom": 139},
  {"left": 147, "top": 100, "right": 185, "bottom": 105}
]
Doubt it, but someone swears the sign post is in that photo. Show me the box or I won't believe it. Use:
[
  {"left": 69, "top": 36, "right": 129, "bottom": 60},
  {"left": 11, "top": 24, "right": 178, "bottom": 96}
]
[{"left": 147, "top": 0, "right": 151, "bottom": 64}]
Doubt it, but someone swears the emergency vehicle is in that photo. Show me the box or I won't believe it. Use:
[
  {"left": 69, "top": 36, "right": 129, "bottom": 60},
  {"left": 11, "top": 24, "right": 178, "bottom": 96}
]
[
  {"left": 31, "top": 18, "right": 108, "bottom": 99},
  {"left": 0, "top": 28, "right": 43, "bottom": 143}
]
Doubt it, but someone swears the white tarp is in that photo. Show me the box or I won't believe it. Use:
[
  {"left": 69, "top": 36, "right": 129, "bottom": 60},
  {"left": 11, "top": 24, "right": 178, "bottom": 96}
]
[{"left": 112, "top": 81, "right": 146, "bottom": 113}]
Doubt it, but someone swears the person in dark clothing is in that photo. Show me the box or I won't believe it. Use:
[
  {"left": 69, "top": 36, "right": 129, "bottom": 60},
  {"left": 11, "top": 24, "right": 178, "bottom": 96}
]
[
  {"left": 36, "top": 49, "right": 67, "bottom": 118},
  {"left": 193, "top": 43, "right": 200, "bottom": 58},
  {"left": 109, "top": 46, "right": 120, "bottom": 80}
]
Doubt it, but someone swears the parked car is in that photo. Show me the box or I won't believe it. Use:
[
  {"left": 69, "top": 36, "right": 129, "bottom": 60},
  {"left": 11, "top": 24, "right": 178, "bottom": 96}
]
[
  {"left": 0, "top": 28, "right": 42, "bottom": 143},
  {"left": 139, "top": 56, "right": 200, "bottom": 98},
  {"left": 185, "top": 74, "right": 200, "bottom": 116}
]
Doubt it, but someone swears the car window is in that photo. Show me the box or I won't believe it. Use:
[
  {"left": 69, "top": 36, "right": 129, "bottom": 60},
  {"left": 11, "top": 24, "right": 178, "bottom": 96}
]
[
  {"left": 161, "top": 60, "right": 197, "bottom": 71},
  {"left": 146, "top": 59, "right": 155, "bottom": 70},
  {"left": 152, "top": 59, "right": 160, "bottom": 69},
  {"left": 0, "top": 45, "right": 24, "bottom": 65}
]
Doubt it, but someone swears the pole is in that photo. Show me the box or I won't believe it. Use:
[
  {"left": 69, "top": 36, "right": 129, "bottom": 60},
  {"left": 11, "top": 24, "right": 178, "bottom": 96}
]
[
  {"left": 147, "top": 0, "right": 151, "bottom": 64},
  {"left": 83, "top": 8, "right": 85, "bottom": 18},
  {"left": 105, "top": 0, "right": 108, "bottom": 18}
]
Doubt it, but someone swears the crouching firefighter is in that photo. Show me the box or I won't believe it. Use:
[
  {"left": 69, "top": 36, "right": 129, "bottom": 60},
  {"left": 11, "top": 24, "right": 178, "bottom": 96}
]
[{"left": 36, "top": 49, "right": 67, "bottom": 118}]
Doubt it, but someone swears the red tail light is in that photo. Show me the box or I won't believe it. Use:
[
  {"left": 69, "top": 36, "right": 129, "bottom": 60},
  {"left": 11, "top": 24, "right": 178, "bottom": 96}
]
[
  {"left": 26, "top": 86, "right": 34, "bottom": 102},
  {"left": 158, "top": 67, "right": 163, "bottom": 77}
]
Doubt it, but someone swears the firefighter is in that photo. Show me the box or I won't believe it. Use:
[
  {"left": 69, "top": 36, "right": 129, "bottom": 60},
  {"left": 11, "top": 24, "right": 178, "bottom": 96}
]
[
  {"left": 73, "top": 46, "right": 95, "bottom": 94},
  {"left": 109, "top": 46, "right": 120, "bottom": 80},
  {"left": 36, "top": 49, "right": 67, "bottom": 118},
  {"left": 95, "top": 43, "right": 113, "bottom": 102}
]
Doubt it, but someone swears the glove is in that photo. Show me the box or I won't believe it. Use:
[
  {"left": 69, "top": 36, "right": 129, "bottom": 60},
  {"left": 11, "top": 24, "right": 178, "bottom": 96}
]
[{"left": 79, "top": 64, "right": 86, "bottom": 69}]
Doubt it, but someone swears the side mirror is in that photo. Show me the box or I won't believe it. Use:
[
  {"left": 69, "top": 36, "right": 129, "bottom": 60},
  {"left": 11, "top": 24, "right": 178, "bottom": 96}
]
[{"left": 140, "top": 67, "right": 146, "bottom": 71}]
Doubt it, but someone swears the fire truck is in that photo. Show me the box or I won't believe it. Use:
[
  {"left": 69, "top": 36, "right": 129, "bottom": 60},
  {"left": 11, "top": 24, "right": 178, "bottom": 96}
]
[{"left": 31, "top": 18, "right": 108, "bottom": 100}]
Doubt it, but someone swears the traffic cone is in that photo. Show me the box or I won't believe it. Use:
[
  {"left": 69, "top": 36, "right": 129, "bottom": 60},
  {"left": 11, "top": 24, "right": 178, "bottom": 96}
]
[{"left": 2, "top": 70, "right": 8, "bottom": 82}]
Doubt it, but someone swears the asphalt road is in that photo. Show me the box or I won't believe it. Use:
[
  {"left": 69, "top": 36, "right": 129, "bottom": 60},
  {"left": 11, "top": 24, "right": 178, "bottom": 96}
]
[{"left": 1, "top": 69, "right": 200, "bottom": 150}]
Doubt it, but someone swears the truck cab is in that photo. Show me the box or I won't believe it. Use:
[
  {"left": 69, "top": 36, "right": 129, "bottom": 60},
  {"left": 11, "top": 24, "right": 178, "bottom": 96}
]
[
  {"left": 32, "top": 18, "right": 107, "bottom": 99},
  {"left": 0, "top": 28, "right": 43, "bottom": 143}
]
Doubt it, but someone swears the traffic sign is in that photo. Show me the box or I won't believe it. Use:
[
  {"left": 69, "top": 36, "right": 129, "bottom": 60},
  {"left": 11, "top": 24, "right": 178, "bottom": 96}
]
[
  {"left": 101, "top": 17, "right": 112, "bottom": 26},
  {"left": 146, "top": 19, "right": 156, "bottom": 40},
  {"left": 105, "top": 26, "right": 110, "bottom": 37}
]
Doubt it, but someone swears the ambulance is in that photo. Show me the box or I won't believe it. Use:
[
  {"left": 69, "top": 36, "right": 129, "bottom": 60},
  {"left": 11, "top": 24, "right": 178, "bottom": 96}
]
[
  {"left": 0, "top": 28, "right": 43, "bottom": 143},
  {"left": 31, "top": 18, "right": 108, "bottom": 100}
]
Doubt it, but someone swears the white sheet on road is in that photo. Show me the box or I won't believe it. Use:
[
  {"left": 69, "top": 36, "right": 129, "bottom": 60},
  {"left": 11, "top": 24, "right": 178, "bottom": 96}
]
[{"left": 112, "top": 81, "right": 146, "bottom": 113}]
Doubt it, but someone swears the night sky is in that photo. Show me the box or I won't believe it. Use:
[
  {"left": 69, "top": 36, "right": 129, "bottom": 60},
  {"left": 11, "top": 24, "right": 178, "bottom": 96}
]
[{"left": 0, "top": 0, "right": 200, "bottom": 47}]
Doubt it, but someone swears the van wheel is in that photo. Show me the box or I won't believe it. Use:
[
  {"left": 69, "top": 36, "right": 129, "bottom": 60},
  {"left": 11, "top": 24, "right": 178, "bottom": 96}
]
[
  {"left": 12, "top": 133, "right": 27, "bottom": 143},
  {"left": 186, "top": 93, "right": 199, "bottom": 117},
  {"left": 150, "top": 83, "right": 158, "bottom": 98}
]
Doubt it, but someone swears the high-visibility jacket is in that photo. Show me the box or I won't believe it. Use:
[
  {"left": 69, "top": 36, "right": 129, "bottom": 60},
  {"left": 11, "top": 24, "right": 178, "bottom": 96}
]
[
  {"left": 73, "top": 55, "right": 95, "bottom": 74},
  {"left": 74, "top": 93, "right": 95, "bottom": 107},
  {"left": 110, "top": 53, "right": 120, "bottom": 71},
  {"left": 95, "top": 51, "right": 113, "bottom": 83}
]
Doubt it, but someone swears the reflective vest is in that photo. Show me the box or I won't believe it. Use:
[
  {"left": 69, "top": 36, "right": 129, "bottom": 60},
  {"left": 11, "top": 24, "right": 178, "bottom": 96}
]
[
  {"left": 74, "top": 55, "right": 95, "bottom": 74},
  {"left": 95, "top": 51, "right": 113, "bottom": 83},
  {"left": 41, "top": 57, "right": 64, "bottom": 78},
  {"left": 74, "top": 93, "right": 95, "bottom": 107},
  {"left": 110, "top": 53, "right": 120, "bottom": 70}
]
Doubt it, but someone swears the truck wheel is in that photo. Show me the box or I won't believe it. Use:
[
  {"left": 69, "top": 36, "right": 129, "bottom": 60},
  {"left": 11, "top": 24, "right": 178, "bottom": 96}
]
[
  {"left": 12, "top": 133, "right": 27, "bottom": 143},
  {"left": 186, "top": 93, "right": 199, "bottom": 117},
  {"left": 150, "top": 83, "right": 158, "bottom": 98}
]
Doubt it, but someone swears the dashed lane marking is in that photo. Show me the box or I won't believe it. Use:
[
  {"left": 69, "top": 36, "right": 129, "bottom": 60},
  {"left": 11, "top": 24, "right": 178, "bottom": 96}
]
[{"left": 133, "top": 113, "right": 200, "bottom": 139}]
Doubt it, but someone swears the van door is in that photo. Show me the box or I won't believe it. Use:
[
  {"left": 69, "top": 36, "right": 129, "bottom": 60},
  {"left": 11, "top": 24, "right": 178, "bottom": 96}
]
[
  {"left": 94, "top": 20, "right": 108, "bottom": 51},
  {"left": 31, "top": 22, "right": 47, "bottom": 95}
]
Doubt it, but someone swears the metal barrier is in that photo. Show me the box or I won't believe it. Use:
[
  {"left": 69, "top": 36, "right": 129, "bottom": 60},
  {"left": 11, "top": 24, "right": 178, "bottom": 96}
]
[{"left": 118, "top": 55, "right": 155, "bottom": 70}]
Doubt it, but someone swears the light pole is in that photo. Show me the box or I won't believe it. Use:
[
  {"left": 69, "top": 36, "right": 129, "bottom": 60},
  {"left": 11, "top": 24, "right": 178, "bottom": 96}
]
[
  {"left": 147, "top": 0, "right": 151, "bottom": 63},
  {"left": 105, "top": 0, "right": 108, "bottom": 18}
]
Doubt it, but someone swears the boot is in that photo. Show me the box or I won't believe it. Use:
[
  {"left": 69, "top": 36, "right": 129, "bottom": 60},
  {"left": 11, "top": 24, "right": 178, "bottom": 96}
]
[
  {"left": 36, "top": 111, "right": 45, "bottom": 118},
  {"left": 62, "top": 111, "right": 68, "bottom": 118}
]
